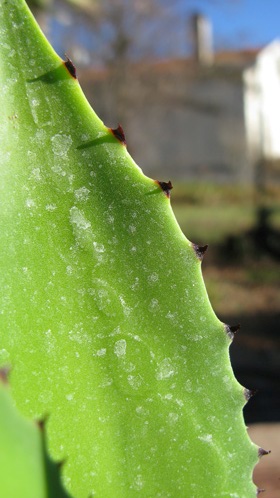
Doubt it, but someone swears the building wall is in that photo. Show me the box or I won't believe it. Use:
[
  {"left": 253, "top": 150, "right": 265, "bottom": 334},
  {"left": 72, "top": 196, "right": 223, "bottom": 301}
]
[
  {"left": 81, "top": 65, "right": 250, "bottom": 184},
  {"left": 127, "top": 72, "right": 249, "bottom": 183}
]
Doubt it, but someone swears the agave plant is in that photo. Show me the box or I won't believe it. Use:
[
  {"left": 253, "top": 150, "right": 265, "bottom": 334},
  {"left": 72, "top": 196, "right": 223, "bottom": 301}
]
[{"left": 0, "top": 1, "right": 263, "bottom": 497}]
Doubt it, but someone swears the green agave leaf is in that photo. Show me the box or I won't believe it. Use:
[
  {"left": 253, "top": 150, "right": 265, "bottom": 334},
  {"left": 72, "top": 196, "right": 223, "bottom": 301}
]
[
  {"left": 0, "top": 370, "right": 72, "bottom": 498},
  {"left": 0, "top": 1, "right": 258, "bottom": 497}
]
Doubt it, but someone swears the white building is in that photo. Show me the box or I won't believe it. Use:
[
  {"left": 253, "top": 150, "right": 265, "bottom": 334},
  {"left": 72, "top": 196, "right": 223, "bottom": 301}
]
[
  {"left": 79, "top": 18, "right": 280, "bottom": 185},
  {"left": 244, "top": 40, "right": 280, "bottom": 185}
]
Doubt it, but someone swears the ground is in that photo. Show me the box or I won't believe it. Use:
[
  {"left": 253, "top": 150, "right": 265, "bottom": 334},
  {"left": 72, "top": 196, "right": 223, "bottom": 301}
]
[{"left": 249, "top": 423, "right": 280, "bottom": 498}]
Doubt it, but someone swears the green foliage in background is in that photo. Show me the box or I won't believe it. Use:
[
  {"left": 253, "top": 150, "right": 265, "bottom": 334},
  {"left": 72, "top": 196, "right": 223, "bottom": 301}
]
[{"left": 0, "top": 1, "right": 259, "bottom": 496}]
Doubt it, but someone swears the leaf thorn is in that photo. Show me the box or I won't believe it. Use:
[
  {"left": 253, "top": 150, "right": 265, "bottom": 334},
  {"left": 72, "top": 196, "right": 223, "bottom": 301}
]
[
  {"left": 244, "top": 388, "right": 258, "bottom": 401},
  {"left": 110, "top": 124, "right": 126, "bottom": 145},
  {"left": 193, "top": 244, "right": 208, "bottom": 261},
  {"left": 0, "top": 366, "right": 10, "bottom": 384},
  {"left": 156, "top": 180, "right": 173, "bottom": 198},
  {"left": 258, "top": 448, "right": 271, "bottom": 458},
  {"left": 64, "top": 55, "right": 77, "bottom": 79},
  {"left": 225, "top": 323, "right": 240, "bottom": 340}
]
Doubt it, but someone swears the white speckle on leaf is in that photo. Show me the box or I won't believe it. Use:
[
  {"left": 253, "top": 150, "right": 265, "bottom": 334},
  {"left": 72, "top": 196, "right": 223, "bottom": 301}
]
[
  {"left": 30, "top": 168, "right": 41, "bottom": 181},
  {"left": 51, "top": 164, "right": 66, "bottom": 176},
  {"left": 167, "top": 412, "right": 179, "bottom": 424},
  {"left": 45, "top": 204, "right": 57, "bottom": 211},
  {"left": 114, "top": 339, "right": 127, "bottom": 357},
  {"left": 184, "top": 380, "right": 192, "bottom": 392},
  {"left": 70, "top": 206, "right": 91, "bottom": 230},
  {"left": 166, "top": 311, "right": 176, "bottom": 321},
  {"left": 99, "top": 375, "right": 113, "bottom": 388},
  {"left": 111, "top": 236, "right": 119, "bottom": 245},
  {"left": 148, "top": 298, "right": 159, "bottom": 313},
  {"left": 31, "top": 98, "right": 39, "bottom": 107},
  {"left": 93, "top": 242, "right": 105, "bottom": 253},
  {"left": 148, "top": 273, "right": 159, "bottom": 284},
  {"left": 136, "top": 406, "right": 149, "bottom": 417},
  {"left": 164, "top": 393, "right": 173, "bottom": 400},
  {"left": 127, "top": 374, "right": 142, "bottom": 390},
  {"left": 66, "top": 266, "right": 73, "bottom": 275},
  {"left": 119, "top": 296, "right": 131, "bottom": 316},
  {"left": 68, "top": 174, "right": 75, "bottom": 186},
  {"left": 175, "top": 398, "right": 184, "bottom": 407},
  {"left": 122, "top": 361, "right": 135, "bottom": 373},
  {"left": 156, "top": 358, "right": 176, "bottom": 380},
  {"left": 51, "top": 134, "right": 72, "bottom": 156},
  {"left": 131, "top": 474, "right": 144, "bottom": 491},
  {"left": 192, "top": 335, "right": 203, "bottom": 342},
  {"left": 38, "top": 391, "right": 53, "bottom": 403},
  {"left": 64, "top": 476, "right": 71, "bottom": 487},
  {"left": 35, "top": 128, "right": 47, "bottom": 143},
  {"left": 96, "top": 348, "right": 107, "bottom": 357},
  {"left": 223, "top": 375, "right": 232, "bottom": 389},
  {"left": 25, "top": 198, "right": 35, "bottom": 209},
  {"left": 131, "top": 278, "right": 139, "bottom": 291},
  {"left": 198, "top": 434, "right": 213, "bottom": 443},
  {"left": 74, "top": 186, "right": 90, "bottom": 202},
  {"left": 90, "top": 279, "right": 121, "bottom": 318},
  {"left": 0, "top": 349, "right": 10, "bottom": 360}
]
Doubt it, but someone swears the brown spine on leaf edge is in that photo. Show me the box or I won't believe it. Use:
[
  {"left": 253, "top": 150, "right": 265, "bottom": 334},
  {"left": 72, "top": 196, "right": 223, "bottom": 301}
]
[
  {"left": 258, "top": 448, "right": 271, "bottom": 458},
  {"left": 0, "top": 367, "right": 10, "bottom": 384},
  {"left": 36, "top": 414, "right": 50, "bottom": 431},
  {"left": 225, "top": 323, "right": 240, "bottom": 341},
  {"left": 193, "top": 244, "right": 208, "bottom": 261},
  {"left": 110, "top": 124, "right": 126, "bottom": 145},
  {"left": 64, "top": 55, "right": 77, "bottom": 79},
  {"left": 244, "top": 388, "right": 257, "bottom": 401},
  {"left": 156, "top": 180, "right": 173, "bottom": 198}
]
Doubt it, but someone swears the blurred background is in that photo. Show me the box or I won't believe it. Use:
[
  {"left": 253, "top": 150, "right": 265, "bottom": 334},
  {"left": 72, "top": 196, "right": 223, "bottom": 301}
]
[{"left": 27, "top": 1, "right": 280, "bottom": 495}]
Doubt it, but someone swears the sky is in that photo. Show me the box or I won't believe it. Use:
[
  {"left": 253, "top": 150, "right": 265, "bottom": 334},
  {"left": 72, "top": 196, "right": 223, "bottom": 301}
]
[
  {"left": 49, "top": 0, "right": 280, "bottom": 64},
  {"left": 184, "top": 0, "right": 280, "bottom": 51}
]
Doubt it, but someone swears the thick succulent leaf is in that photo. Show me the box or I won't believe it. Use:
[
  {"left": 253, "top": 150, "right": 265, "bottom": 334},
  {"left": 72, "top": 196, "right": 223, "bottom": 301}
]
[
  {"left": 0, "top": 372, "right": 72, "bottom": 498},
  {"left": 0, "top": 1, "right": 258, "bottom": 497}
]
